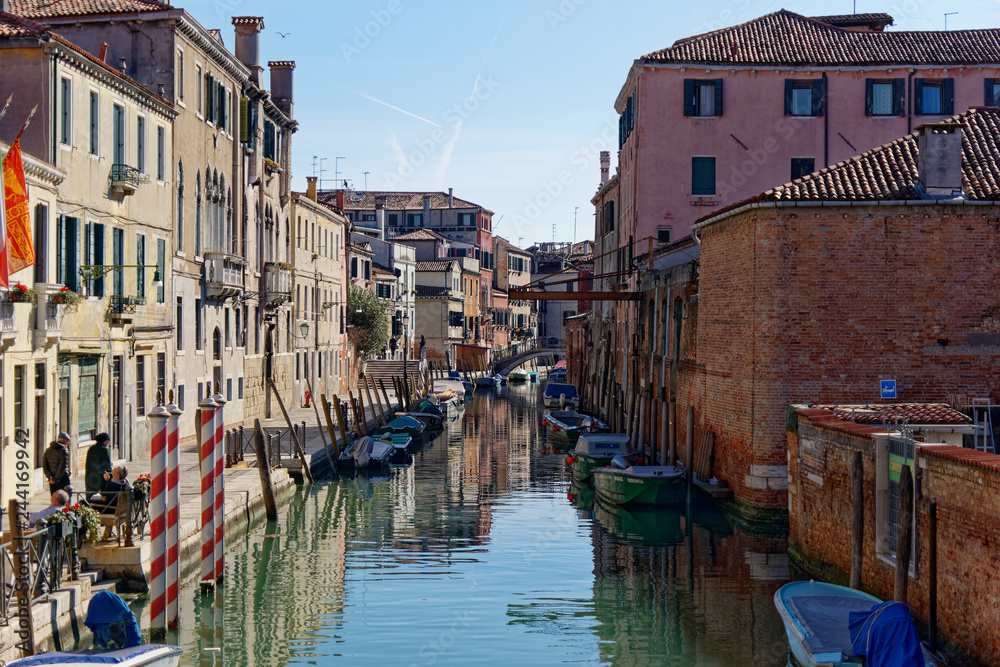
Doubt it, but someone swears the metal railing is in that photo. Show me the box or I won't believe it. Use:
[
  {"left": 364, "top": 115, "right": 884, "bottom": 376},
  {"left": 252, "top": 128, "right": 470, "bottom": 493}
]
[
  {"left": 0, "top": 520, "right": 79, "bottom": 621},
  {"left": 110, "top": 163, "right": 141, "bottom": 187},
  {"left": 108, "top": 295, "right": 145, "bottom": 315},
  {"left": 0, "top": 297, "right": 14, "bottom": 333},
  {"left": 234, "top": 426, "right": 290, "bottom": 468}
]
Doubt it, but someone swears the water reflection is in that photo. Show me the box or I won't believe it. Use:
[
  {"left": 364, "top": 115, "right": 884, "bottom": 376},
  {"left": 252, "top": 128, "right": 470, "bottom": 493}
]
[{"left": 162, "top": 382, "right": 791, "bottom": 665}]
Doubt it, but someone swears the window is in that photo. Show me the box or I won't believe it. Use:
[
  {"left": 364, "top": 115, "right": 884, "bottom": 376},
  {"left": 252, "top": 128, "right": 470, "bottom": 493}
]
[
  {"left": 791, "top": 157, "right": 815, "bottom": 181},
  {"left": 407, "top": 213, "right": 422, "bottom": 226},
  {"left": 60, "top": 78, "right": 72, "bottom": 146},
  {"left": 865, "top": 79, "right": 905, "bottom": 117},
  {"left": 875, "top": 435, "right": 919, "bottom": 572},
  {"left": 784, "top": 79, "right": 825, "bottom": 117},
  {"left": 89, "top": 91, "right": 99, "bottom": 155},
  {"left": 684, "top": 79, "right": 723, "bottom": 117},
  {"left": 657, "top": 227, "right": 671, "bottom": 244},
  {"left": 112, "top": 104, "right": 125, "bottom": 165},
  {"left": 263, "top": 119, "right": 276, "bottom": 161},
  {"left": 225, "top": 307, "right": 231, "bottom": 347},
  {"left": 915, "top": 78, "right": 953, "bottom": 116},
  {"left": 362, "top": 213, "right": 376, "bottom": 222},
  {"left": 350, "top": 257, "right": 358, "bottom": 278},
  {"left": 156, "top": 238, "right": 166, "bottom": 303},
  {"left": 619, "top": 88, "right": 636, "bottom": 148},
  {"left": 227, "top": 378, "right": 232, "bottom": 401},
  {"left": 195, "top": 298, "right": 203, "bottom": 350},
  {"left": 176, "top": 297, "right": 184, "bottom": 351},
  {"left": 176, "top": 161, "right": 184, "bottom": 250},
  {"left": 136, "top": 234, "right": 146, "bottom": 300},
  {"left": 56, "top": 215, "right": 80, "bottom": 292},
  {"left": 985, "top": 78, "right": 1000, "bottom": 107},
  {"left": 178, "top": 384, "right": 185, "bottom": 410},
  {"left": 136, "top": 356, "right": 146, "bottom": 416},
  {"left": 156, "top": 353, "right": 166, "bottom": 406},
  {"left": 112, "top": 228, "right": 124, "bottom": 296},
  {"left": 235, "top": 307, "right": 242, "bottom": 347},
  {"left": 195, "top": 64, "right": 202, "bottom": 114},
  {"left": 84, "top": 222, "right": 105, "bottom": 297},
  {"left": 157, "top": 126, "right": 165, "bottom": 181},
  {"left": 13, "top": 365, "right": 24, "bottom": 430},
  {"left": 195, "top": 173, "right": 202, "bottom": 256},
  {"left": 136, "top": 116, "right": 146, "bottom": 172},
  {"left": 449, "top": 311, "right": 463, "bottom": 327},
  {"left": 691, "top": 156, "right": 716, "bottom": 196},
  {"left": 364, "top": 262, "right": 371, "bottom": 280},
  {"left": 458, "top": 212, "right": 475, "bottom": 226},
  {"left": 176, "top": 50, "right": 184, "bottom": 102},
  {"left": 602, "top": 200, "right": 615, "bottom": 235},
  {"left": 34, "top": 203, "right": 48, "bottom": 283},
  {"left": 388, "top": 214, "right": 398, "bottom": 226}
]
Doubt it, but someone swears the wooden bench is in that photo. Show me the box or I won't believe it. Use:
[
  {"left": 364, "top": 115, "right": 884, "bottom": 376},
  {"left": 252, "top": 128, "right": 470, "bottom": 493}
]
[{"left": 90, "top": 489, "right": 149, "bottom": 547}]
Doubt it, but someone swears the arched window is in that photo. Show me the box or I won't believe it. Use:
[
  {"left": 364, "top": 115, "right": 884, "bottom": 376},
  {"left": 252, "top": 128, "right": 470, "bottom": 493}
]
[
  {"left": 227, "top": 188, "right": 234, "bottom": 255},
  {"left": 213, "top": 326, "right": 222, "bottom": 360},
  {"left": 176, "top": 160, "right": 184, "bottom": 251},
  {"left": 285, "top": 218, "right": 290, "bottom": 263},
  {"left": 195, "top": 172, "right": 202, "bottom": 256}
]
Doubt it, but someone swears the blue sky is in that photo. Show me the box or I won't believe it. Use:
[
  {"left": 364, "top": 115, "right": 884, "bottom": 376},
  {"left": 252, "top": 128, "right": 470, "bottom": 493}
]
[{"left": 186, "top": 0, "right": 1000, "bottom": 247}]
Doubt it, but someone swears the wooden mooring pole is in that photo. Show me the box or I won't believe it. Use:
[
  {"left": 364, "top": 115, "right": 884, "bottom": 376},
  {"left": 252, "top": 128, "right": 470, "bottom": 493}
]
[
  {"left": 253, "top": 420, "right": 278, "bottom": 521},
  {"left": 850, "top": 450, "right": 864, "bottom": 590},
  {"left": 267, "top": 378, "right": 314, "bottom": 484},
  {"left": 929, "top": 499, "right": 938, "bottom": 653},
  {"left": 378, "top": 379, "right": 394, "bottom": 416},
  {"left": 306, "top": 378, "right": 338, "bottom": 473},
  {"left": 685, "top": 406, "right": 694, "bottom": 481},
  {"left": 894, "top": 464, "right": 913, "bottom": 603}
]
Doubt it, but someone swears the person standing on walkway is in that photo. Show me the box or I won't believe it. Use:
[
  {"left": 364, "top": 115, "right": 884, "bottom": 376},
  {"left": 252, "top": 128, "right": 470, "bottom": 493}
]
[
  {"left": 86, "top": 433, "right": 114, "bottom": 495},
  {"left": 43, "top": 434, "right": 72, "bottom": 495},
  {"left": 389, "top": 336, "right": 397, "bottom": 360},
  {"left": 419, "top": 335, "right": 426, "bottom": 361}
]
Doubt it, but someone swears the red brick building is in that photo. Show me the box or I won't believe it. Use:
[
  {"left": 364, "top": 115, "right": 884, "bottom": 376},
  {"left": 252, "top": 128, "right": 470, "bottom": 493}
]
[{"left": 688, "top": 108, "right": 1000, "bottom": 514}]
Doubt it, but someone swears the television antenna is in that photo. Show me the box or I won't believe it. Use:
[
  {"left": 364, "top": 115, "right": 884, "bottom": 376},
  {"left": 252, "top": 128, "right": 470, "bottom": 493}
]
[
  {"left": 945, "top": 12, "right": 958, "bottom": 30},
  {"left": 334, "top": 157, "right": 347, "bottom": 188},
  {"left": 573, "top": 207, "right": 579, "bottom": 244},
  {"left": 363, "top": 171, "right": 370, "bottom": 190}
]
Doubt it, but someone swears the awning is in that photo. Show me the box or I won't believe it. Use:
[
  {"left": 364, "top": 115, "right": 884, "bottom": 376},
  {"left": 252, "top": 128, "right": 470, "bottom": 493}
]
[{"left": 59, "top": 347, "right": 110, "bottom": 355}]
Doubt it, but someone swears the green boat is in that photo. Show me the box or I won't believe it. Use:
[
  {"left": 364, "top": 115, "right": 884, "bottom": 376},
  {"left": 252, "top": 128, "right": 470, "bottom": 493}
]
[
  {"left": 375, "top": 432, "right": 416, "bottom": 462},
  {"left": 567, "top": 433, "right": 636, "bottom": 481},
  {"left": 592, "top": 456, "right": 685, "bottom": 506},
  {"left": 543, "top": 410, "right": 608, "bottom": 442},
  {"left": 380, "top": 415, "right": 425, "bottom": 439}
]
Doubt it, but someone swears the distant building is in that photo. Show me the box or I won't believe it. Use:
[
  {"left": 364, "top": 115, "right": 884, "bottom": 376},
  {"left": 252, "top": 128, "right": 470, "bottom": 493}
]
[{"left": 527, "top": 242, "right": 593, "bottom": 345}]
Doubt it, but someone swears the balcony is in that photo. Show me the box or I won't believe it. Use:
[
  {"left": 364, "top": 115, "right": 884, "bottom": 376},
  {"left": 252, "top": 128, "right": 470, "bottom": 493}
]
[
  {"left": 110, "top": 164, "right": 140, "bottom": 196},
  {"left": 108, "top": 295, "right": 145, "bottom": 323},
  {"left": 264, "top": 262, "right": 292, "bottom": 307},
  {"left": 0, "top": 297, "right": 15, "bottom": 348},
  {"left": 33, "top": 299, "right": 61, "bottom": 346},
  {"left": 204, "top": 253, "right": 245, "bottom": 299}
]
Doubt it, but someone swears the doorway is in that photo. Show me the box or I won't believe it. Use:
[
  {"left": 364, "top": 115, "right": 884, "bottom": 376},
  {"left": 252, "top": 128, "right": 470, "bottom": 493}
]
[{"left": 112, "top": 356, "right": 124, "bottom": 458}]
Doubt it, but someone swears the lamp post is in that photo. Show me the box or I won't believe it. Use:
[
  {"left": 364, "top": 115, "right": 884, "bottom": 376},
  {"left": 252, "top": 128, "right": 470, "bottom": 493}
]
[{"left": 402, "top": 313, "right": 410, "bottom": 400}]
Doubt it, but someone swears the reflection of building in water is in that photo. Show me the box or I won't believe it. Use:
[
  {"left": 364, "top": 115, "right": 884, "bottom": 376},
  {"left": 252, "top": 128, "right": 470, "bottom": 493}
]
[{"left": 589, "top": 499, "right": 791, "bottom": 665}]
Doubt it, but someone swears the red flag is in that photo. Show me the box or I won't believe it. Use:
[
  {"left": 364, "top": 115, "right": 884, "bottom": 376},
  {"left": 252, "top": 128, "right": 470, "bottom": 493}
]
[
  {"left": 0, "top": 138, "right": 7, "bottom": 289},
  {"left": 2, "top": 129, "right": 34, "bottom": 279}
]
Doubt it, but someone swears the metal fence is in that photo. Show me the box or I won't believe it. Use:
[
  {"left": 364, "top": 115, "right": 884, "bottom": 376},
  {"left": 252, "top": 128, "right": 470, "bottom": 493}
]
[{"left": 0, "top": 520, "right": 78, "bottom": 621}]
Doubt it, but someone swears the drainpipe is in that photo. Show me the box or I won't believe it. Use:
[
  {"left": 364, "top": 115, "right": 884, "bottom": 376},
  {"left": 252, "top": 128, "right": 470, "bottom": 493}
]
[
  {"left": 823, "top": 72, "right": 830, "bottom": 168},
  {"left": 907, "top": 69, "right": 916, "bottom": 134}
]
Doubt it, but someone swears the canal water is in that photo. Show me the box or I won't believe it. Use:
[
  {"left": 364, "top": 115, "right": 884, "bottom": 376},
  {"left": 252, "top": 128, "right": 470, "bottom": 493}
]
[{"left": 155, "top": 381, "right": 793, "bottom": 666}]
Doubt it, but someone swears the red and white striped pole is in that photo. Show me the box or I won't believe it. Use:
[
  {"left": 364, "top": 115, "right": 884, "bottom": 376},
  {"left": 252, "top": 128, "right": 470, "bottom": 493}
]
[
  {"left": 147, "top": 403, "right": 170, "bottom": 635},
  {"left": 166, "top": 397, "right": 182, "bottom": 627},
  {"left": 212, "top": 387, "right": 226, "bottom": 585},
  {"left": 198, "top": 393, "right": 218, "bottom": 592}
]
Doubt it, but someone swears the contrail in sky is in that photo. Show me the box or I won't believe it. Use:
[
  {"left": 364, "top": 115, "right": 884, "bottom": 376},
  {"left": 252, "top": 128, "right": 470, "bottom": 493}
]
[
  {"left": 339, "top": 86, "right": 441, "bottom": 127},
  {"left": 471, "top": 14, "right": 506, "bottom": 100}
]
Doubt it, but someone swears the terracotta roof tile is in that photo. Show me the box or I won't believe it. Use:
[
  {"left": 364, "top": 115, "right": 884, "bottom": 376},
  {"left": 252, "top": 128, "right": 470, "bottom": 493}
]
[
  {"left": 650, "top": 10, "right": 1000, "bottom": 66},
  {"left": 818, "top": 403, "right": 973, "bottom": 425},
  {"left": 0, "top": 10, "right": 48, "bottom": 36},
  {"left": 393, "top": 229, "right": 448, "bottom": 242},
  {"left": 919, "top": 444, "right": 1000, "bottom": 474},
  {"left": 415, "top": 260, "right": 454, "bottom": 272},
  {"left": 811, "top": 13, "right": 894, "bottom": 29},
  {"left": 317, "top": 190, "right": 490, "bottom": 214},
  {"left": 9, "top": 0, "right": 170, "bottom": 18},
  {"left": 415, "top": 285, "right": 450, "bottom": 297}
]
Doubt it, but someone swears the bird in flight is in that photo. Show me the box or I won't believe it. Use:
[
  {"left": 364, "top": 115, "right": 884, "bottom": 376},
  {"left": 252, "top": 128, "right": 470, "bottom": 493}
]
[{"left": 276, "top": 31, "right": 291, "bottom": 38}]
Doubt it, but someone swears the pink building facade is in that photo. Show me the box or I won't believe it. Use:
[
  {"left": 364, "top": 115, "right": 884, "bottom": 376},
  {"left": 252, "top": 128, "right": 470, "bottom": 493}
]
[{"left": 612, "top": 10, "right": 1000, "bottom": 251}]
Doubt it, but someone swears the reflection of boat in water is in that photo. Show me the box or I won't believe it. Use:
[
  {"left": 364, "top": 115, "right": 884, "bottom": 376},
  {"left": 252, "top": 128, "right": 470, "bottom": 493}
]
[
  {"left": 593, "top": 496, "right": 683, "bottom": 546},
  {"left": 567, "top": 478, "right": 595, "bottom": 513}
]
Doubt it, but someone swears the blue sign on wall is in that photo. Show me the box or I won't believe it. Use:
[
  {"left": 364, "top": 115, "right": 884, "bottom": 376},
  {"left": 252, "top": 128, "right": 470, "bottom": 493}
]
[{"left": 880, "top": 379, "right": 897, "bottom": 399}]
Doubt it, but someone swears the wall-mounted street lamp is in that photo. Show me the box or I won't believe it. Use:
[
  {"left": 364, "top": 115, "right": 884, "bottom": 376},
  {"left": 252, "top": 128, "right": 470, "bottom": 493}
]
[
  {"left": 80, "top": 264, "right": 163, "bottom": 287},
  {"left": 322, "top": 301, "right": 338, "bottom": 310}
]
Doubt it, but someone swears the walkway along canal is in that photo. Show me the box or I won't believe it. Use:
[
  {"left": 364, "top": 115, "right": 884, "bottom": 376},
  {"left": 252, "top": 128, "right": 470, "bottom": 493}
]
[{"left": 138, "top": 381, "right": 791, "bottom": 666}]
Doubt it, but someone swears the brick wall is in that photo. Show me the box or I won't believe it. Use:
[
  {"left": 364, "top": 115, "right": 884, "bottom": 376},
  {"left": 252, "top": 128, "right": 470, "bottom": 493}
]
[
  {"left": 789, "top": 409, "right": 1000, "bottom": 667},
  {"left": 696, "top": 206, "right": 1000, "bottom": 511}
]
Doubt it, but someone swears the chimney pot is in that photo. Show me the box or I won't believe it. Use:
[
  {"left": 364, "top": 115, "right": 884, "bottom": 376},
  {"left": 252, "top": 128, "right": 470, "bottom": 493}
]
[
  {"left": 599, "top": 151, "right": 610, "bottom": 186},
  {"left": 448, "top": 188, "right": 453, "bottom": 208},
  {"left": 335, "top": 190, "right": 345, "bottom": 210},
  {"left": 306, "top": 176, "right": 317, "bottom": 201},
  {"left": 916, "top": 122, "right": 965, "bottom": 197},
  {"left": 233, "top": 17, "right": 264, "bottom": 85},
  {"left": 268, "top": 61, "right": 295, "bottom": 119},
  {"left": 99, "top": 42, "right": 109, "bottom": 62}
]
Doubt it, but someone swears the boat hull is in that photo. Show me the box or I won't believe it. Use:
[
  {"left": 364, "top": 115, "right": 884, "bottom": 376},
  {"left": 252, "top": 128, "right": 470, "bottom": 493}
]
[
  {"left": 571, "top": 452, "right": 637, "bottom": 481},
  {"left": 774, "top": 581, "right": 881, "bottom": 667},
  {"left": 592, "top": 467, "right": 684, "bottom": 505},
  {"left": 8, "top": 645, "right": 183, "bottom": 666}
]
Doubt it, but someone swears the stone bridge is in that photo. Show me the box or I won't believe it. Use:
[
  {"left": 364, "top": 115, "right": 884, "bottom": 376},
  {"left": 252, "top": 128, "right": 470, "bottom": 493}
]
[{"left": 492, "top": 348, "right": 564, "bottom": 376}]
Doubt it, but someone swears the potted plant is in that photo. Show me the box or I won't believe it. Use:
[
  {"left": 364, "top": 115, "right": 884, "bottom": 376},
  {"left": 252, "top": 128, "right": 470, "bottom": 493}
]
[
  {"left": 48, "top": 503, "right": 102, "bottom": 545},
  {"left": 9, "top": 283, "right": 38, "bottom": 304},
  {"left": 133, "top": 473, "right": 151, "bottom": 502},
  {"left": 52, "top": 285, "right": 83, "bottom": 311}
]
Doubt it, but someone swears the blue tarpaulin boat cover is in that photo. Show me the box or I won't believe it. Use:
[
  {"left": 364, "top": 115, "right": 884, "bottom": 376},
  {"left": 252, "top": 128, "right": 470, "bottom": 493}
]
[
  {"left": 849, "top": 600, "right": 925, "bottom": 667},
  {"left": 543, "top": 384, "right": 578, "bottom": 399},
  {"left": 9, "top": 645, "right": 162, "bottom": 664},
  {"left": 84, "top": 591, "right": 142, "bottom": 649}
]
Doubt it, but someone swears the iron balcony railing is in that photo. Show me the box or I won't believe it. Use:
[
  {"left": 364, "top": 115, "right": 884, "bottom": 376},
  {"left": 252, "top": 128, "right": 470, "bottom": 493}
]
[
  {"left": 109, "top": 295, "right": 145, "bottom": 315},
  {"left": 0, "top": 297, "right": 14, "bottom": 333},
  {"left": 110, "top": 163, "right": 141, "bottom": 187}
]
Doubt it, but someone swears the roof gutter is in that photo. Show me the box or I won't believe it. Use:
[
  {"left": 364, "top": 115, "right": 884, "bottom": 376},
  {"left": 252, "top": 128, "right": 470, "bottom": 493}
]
[{"left": 692, "top": 197, "right": 1000, "bottom": 233}]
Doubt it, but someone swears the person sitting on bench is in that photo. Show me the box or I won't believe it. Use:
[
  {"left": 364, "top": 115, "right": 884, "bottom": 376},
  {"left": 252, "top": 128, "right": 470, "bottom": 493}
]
[{"left": 92, "top": 466, "right": 132, "bottom": 514}]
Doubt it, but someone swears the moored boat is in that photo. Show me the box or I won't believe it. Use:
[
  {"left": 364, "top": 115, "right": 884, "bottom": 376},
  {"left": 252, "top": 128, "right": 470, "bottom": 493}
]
[
  {"left": 774, "top": 580, "right": 933, "bottom": 667},
  {"left": 528, "top": 371, "right": 538, "bottom": 382},
  {"left": 542, "top": 382, "right": 580, "bottom": 409},
  {"left": 566, "top": 432, "right": 635, "bottom": 480},
  {"left": 547, "top": 369, "right": 567, "bottom": 383},
  {"left": 542, "top": 410, "right": 607, "bottom": 442},
  {"left": 9, "top": 646, "right": 183, "bottom": 667},
  {"left": 380, "top": 415, "right": 425, "bottom": 439},
  {"left": 592, "top": 456, "right": 684, "bottom": 506},
  {"left": 396, "top": 411, "right": 444, "bottom": 429},
  {"left": 507, "top": 368, "right": 530, "bottom": 383},
  {"left": 376, "top": 432, "right": 416, "bottom": 463},
  {"left": 338, "top": 436, "right": 394, "bottom": 474}
]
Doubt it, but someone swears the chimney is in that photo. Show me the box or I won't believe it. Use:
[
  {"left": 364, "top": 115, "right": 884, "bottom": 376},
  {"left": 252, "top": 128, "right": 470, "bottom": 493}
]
[
  {"left": 375, "top": 197, "right": 386, "bottom": 240},
  {"left": 917, "top": 122, "right": 965, "bottom": 198},
  {"left": 99, "top": 42, "right": 109, "bottom": 62},
  {"left": 335, "top": 190, "right": 345, "bottom": 211},
  {"left": 448, "top": 188, "right": 453, "bottom": 208},
  {"left": 422, "top": 195, "right": 431, "bottom": 227},
  {"left": 268, "top": 60, "right": 295, "bottom": 119},
  {"left": 232, "top": 17, "right": 264, "bottom": 85},
  {"left": 599, "top": 151, "right": 610, "bottom": 185},
  {"left": 306, "top": 176, "right": 317, "bottom": 201}
]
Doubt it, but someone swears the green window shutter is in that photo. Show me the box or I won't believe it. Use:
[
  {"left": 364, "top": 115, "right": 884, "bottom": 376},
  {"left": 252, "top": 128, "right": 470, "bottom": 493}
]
[
  {"left": 865, "top": 79, "right": 874, "bottom": 116},
  {"left": 893, "top": 79, "right": 906, "bottom": 116},
  {"left": 683, "top": 79, "right": 695, "bottom": 116},
  {"left": 56, "top": 215, "right": 64, "bottom": 285},
  {"left": 784, "top": 80, "right": 794, "bottom": 116},
  {"left": 943, "top": 78, "right": 955, "bottom": 115},
  {"left": 156, "top": 238, "right": 165, "bottom": 303},
  {"left": 239, "top": 97, "right": 249, "bottom": 142},
  {"left": 66, "top": 217, "right": 79, "bottom": 292},
  {"left": 714, "top": 79, "right": 724, "bottom": 117},
  {"left": 985, "top": 78, "right": 996, "bottom": 106},
  {"left": 692, "top": 157, "right": 716, "bottom": 196},
  {"left": 812, "top": 79, "right": 825, "bottom": 116},
  {"left": 93, "top": 224, "right": 105, "bottom": 298},
  {"left": 914, "top": 79, "right": 924, "bottom": 115}
]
